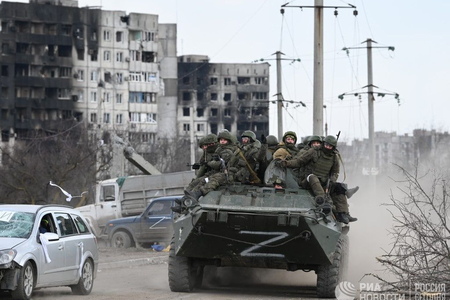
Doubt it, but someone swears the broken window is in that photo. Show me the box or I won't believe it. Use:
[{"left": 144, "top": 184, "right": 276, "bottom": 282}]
[
  {"left": 57, "top": 88, "right": 70, "bottom": 99},
  {"left": 1, "top": 43, "right": 9, "bottom": 54},
  {"left": 211, "top": 108, "right": 218, "bottom": 116},
  {"left": 238, "top": 77, "right": 251, "bottom": 84},
  {"left": 104, "top": 72, "right": 112, "bottom": 83},
  {"left": 183, "top": 124, "right": 190, "bottom": 132},
  {"left": 1, "top": 87, "right": 8, "bottom": 98},
  {"left": 210, "top": 77, "right": 218, "bottom": 85},
  {"left": 254, "top": 77, "right": 268, "bottom": 85},
  {"left": 62, "top": 24, "right": 72, "bottom": 35},
  {"left": 15, "top": 64, "right": 29, "bottom": 77},
  {"left": 197, "top": 108, "right": 204, "bottom": 117},
  {"left": 46, "top": 24, "right": 57, "bottom": 35},
  {"left": 182, "top": 76, "right": 190, "bottom": 85},
  {"left": 1, "top": 22, "right": 7, "bottom": 33},
  {"left": 183, "top": 92, "right": 191, "bottom": 101},
  {"left": 1, "top": 66, "right": 8, "bottom": 77},
  {"left": 183, "top": 107, "right": 190, "bottom": 116},
  {"left": 59, "top": 67, "right": 71, "bottom": 78},
  {"left": 224, "top": 78, "right": 231, "bottom": 85},
  {"left": 238, "top": 93, "right": 250, "bottom": 100},
  {"left": 90, "top": 50, "right": 98, "bottom": 61},
  {"left": 16, "top": 43, "right": 30, "bottom": 54},
  {"left": 197, "top": 78, "right": 204, "bottom": 85},
  {"left": 210, "top": 123, "right": 218, "bottom": 134},
  {"left": 211, "top": 93, "right": 217, "bottom": 101},
  {"left": 58, "top": 46, "right": 71, "bottom": 57},
  {"left": 129, "top": 30, "right": 142, "bottom": 41},
  {"left": 224, "top": 109, "right": 231, "bottom": 117},
  {"left": 116, "top": 31, "right": 123, "bottom": 42},
  {"left": 77, "top": 49, "right": 84, "bottom": 60},
  {"left": 142, "top": 51, "right": 156, "bottom": 63},
  {"left": 252, "top": 92, "right": 267, "bottom": 100},
  {"left": 197, "top": 92, "right": 204, "bottom": 101},
  {"left": 224, "top": 93, "right": 231, "bottom": 101},
  {"left": 91, "top": 30, "right": 97, "bottom": 41}
]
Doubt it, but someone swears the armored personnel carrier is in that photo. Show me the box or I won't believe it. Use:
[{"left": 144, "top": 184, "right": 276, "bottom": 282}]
[{"left": 168, "top": 164, "right": 349, "bottom": 298}]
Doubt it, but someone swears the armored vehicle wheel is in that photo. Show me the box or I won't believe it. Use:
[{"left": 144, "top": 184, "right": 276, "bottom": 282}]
[
  {"left": 168, "top": 239, "right": 202, "bottom": 292},
  {"left": 316, "top": 235, "right": 349, "bottom": 298}
]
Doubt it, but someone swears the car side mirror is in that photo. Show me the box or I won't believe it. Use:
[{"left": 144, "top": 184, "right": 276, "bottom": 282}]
[{"left": 44, "top": 232, "right": 60, "bottom": 241}]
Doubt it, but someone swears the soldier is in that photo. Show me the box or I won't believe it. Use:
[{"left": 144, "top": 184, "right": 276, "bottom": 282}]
[
  {"left": 284, "top": 135, "right": 357, "bottom": 224},
  {"left": 187, "top": 134, "right": 218, "bottom": 190},
  {"left": 235, "top": 130, "right": 261, "bottom": 184},
  {"left": 174, "top": 130, "right": 243, "bottom": 213},
  {"left": 273, "top": 131, "right": 299, "bottom": 160},
  {"left": 266, "top": 135, "right": 279, "bottom": 155}
]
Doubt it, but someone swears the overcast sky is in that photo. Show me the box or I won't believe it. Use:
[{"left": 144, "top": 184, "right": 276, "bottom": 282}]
[{"left": 8, "top": 0, "right": 450, "bottom": 142}]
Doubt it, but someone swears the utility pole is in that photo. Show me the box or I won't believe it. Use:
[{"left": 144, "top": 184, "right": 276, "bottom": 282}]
[
  {"left": 281, "top": 1, "right": 356, "bottom": 136},
  {"left": 339, "top": 39, "right": 397, "bottom": 188},
  {"left": 276, "top": 51, "right": 284, "bottom": 139},
  {"left": 313, "top": 0, "right": 324, "bottom": 136},
  {"left": 366, "top": 38, "right": 376, "bottom": 176},
  {"left": 189, "top": 106, "right": 195, "bottom": 166}
]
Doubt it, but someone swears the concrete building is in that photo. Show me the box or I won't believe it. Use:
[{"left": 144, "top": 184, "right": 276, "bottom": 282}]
[
  {"left": 0, "top": 1, "right": 177, "bottom": 165},
  {"left": 178, "top": 55, "right": 270, "bottom": 140}
]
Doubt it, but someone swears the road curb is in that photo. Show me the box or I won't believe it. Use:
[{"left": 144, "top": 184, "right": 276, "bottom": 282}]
[{"left": 98, "top": 255, "right": 169, "bottom": 270}]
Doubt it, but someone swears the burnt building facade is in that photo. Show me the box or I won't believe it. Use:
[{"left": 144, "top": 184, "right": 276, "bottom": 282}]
[
  {"left": 178, "top": 55, "right": 270, "bottom": 139},
  {"left": 0, "top": 0, "right": 90, "bottom": 141},
  {"left": 0, "top": 0, "right": 178, "bottom": 148}
]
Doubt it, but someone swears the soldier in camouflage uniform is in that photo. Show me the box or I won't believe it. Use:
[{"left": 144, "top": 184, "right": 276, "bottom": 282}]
[
  {"left": 235, "top": 130, "right": 261, "bottom": 183},
  {"left": 266, "top": 135, "right": 279, "bottom": 155},
  {"left": 187, "top": 134, "right": 218, "bottom": 190},
  {"left": 273, "top": 131, "right": 299, "bottom": 160},
  {"left": 187, "top": 130, "right": 244, "bottom": 197},
  {"left": 284, "top": 135, "right": 357, "bottom": 224}
]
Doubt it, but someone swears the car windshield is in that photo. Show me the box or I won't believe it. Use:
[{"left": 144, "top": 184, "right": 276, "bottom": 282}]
[{"left": 0, "top": 210, "right": 35, "bottom": 238}]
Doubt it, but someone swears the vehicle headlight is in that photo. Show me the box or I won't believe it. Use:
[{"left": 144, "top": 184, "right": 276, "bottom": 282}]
[{"left": 0, "top": 249, "right": 17, "bottom": 264}]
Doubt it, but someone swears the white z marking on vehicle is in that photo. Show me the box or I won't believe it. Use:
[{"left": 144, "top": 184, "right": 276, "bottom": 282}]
[{"left": 239, "top": 231, "right": 288, "bottom": 258}]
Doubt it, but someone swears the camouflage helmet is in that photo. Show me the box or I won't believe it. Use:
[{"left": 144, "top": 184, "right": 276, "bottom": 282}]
[
  {"left": 218, "top": 129, "right": 233, "bottom": 144},
  {"left": 323, "top": 135, "right": 337, "bottom": 147},
  {"left": 282, "top": 131, "right": 297, "bottom": 144},
  {"left": 203, "top": 133, "right": 218, "bottom": 145},
  {"left": 241, "top": 130, "right": 256, "bottom": 142},
  {"left": 266, "top": 135, "right": 279, "bottom": 146},
  {"left": 308, "top": 135, "right": 322, "bottom": 145},
  {"left": 198, "top": 136, "right": 207, "bottom": 148}
]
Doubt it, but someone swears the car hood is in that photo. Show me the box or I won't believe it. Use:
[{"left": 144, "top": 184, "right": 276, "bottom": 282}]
[
  {"left": 0, "top": 238, "right": 26, "bottom": 250},
  {"left": 108, "top": 216, "right": 139, "bottom": 224}
]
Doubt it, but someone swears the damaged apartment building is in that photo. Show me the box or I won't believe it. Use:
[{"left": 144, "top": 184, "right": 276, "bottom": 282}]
[
  {"left": 178, "top": 55, "right": 270, "bottom": 139},
  {"left": 0, "top": 0, "right": 178, "bottom": 150}
]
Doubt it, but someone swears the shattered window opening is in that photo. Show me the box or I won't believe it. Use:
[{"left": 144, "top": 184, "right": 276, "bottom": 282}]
[{"left": 0, "top": 211, "right": 35, "bottom": 238}]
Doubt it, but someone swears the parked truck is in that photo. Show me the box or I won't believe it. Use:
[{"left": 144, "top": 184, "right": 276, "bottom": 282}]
[
  {"left": 76, "top": 135, "right": 195, "bottom": 237},
  {"left": 77, "top": 171, "right": 195, "bottom": 237}
]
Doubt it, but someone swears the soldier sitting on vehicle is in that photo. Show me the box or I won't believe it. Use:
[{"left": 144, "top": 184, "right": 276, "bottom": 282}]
[
  {"left": 273, "top": 131, "right": 299, "bottom": 160},
  {"left": 282, "top": 135, "right": 357, "bottom": 224},
  {"left": 235, "top": 130, "right": 262, "bottom": 184},
  {"left": 172, "top": 130, "right": 244, "bottom": 213}
]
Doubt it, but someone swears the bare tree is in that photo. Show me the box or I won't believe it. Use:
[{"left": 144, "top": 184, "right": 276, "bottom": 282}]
[
  {"left": 371, "top": 163, "right": 450, "bottom": 290},
  {"left": 0, "top": 122, "right": 112, "bottom": 206}
]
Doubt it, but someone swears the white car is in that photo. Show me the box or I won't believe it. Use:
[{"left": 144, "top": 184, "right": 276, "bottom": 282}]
[{"left": 0, "top": 205, "right": 99, "bottom": 300}]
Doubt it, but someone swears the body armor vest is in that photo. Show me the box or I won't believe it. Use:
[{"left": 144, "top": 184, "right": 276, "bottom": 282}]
[{"left": 312, "top": 152, "right": 335, "bottom": 182}]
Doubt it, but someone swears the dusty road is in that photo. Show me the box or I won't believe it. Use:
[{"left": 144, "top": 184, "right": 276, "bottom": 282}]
[{"left": 2, "top": 247, "right": 322, "bottom": 300}]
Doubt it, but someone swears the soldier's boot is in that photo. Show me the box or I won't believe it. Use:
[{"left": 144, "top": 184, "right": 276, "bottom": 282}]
[
  {"left": 187, "top": 189, "right": 203, "bottom": 201},
  {"left": 345, "top": 186, "right": 359, "bottom": 199},
  {"left": 335, "top": 212, "right": 349, "bottom": 224},
  {"left": 347, "top": 213, "right": 358, "bottom": 222}
]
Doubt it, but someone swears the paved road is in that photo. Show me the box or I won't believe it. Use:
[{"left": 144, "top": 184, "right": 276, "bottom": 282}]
[{"left": 3, "top": 247, "right": 323, "bottom": 300}]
